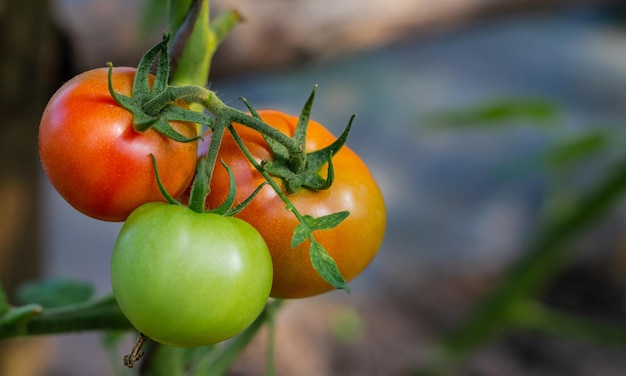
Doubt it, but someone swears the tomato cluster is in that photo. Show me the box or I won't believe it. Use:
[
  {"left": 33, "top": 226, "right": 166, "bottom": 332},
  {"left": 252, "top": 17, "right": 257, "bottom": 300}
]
[{"left": 38, "top": 67, "right": 385, "bottom": 347}]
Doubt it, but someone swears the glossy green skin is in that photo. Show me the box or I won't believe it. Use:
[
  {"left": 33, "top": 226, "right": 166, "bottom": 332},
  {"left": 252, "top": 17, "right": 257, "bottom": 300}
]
[{"left": 111, "top": 203, "right": 273, "bottom": 347}]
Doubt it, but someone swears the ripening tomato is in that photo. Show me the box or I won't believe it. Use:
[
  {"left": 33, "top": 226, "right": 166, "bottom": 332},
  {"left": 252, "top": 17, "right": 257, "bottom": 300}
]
[
  {"left": 204, "top": 110, "right": 386, "bottom": 298},
  {"left": 111, "top": 202, "right": 273, "bottom": 347},
  {"left": 39, "top": 67, "right": 198, "bottom": 221}
]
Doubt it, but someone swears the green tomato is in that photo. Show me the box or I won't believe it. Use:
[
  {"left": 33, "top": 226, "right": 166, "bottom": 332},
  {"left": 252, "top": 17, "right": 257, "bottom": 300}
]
[{"left": 111, "top": 202, "right": 273, "bottom": 347}]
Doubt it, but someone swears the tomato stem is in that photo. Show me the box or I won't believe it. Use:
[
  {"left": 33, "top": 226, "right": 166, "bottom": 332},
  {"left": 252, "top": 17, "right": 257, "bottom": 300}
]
[{"left": 141, "top": 85, "right": 306, "bottom": 169}]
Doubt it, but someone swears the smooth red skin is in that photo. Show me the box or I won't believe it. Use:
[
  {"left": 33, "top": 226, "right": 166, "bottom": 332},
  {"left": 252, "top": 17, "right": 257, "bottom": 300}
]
[
  {"left": 39, "top": 67, "right": 198, "bottom": 221},
  {"left": 206, "top": 110, "right": 386, "bottom": 298}
]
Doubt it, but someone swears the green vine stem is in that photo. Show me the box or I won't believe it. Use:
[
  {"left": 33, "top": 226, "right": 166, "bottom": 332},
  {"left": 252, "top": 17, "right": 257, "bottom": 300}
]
[
  {"left": 0, "top": 294, "right": 131, "bottom": 339},
  {"left": 142, "top": 85, "right": 305, "bottom": 170}
]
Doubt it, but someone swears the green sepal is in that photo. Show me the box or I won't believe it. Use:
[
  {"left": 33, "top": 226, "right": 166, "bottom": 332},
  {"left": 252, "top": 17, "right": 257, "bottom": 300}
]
[
  {"left": 107, "top": 35, "right": 208, "bottom": 142},
  {"left": 149, "top": 154, "right": 181, "bottom": 205},
  {"left": 133, "top": 34, "right": 170, "bottom": 103},
  {"left": 310, "top": 242, "right": 350, "bottom": 293},
  {"left": 208, "top": 160, "right": 269, "bottom": 216},
  {"left": 305, "top": 114, "right": 354, "bottom": 172},
  {"left": 208, "top": 160, "right": 237, "bottom": 215},
  {"left": 151, "top": 115, "right": 200, "bottom": 143},
  {"left": 240, "top": 96, "right": 289, "bottom": 161},
  {"left": 291, "top": 211, "right": 349, "bottom": 248},
  {"left": 293, "top": 85, "right": 317, "bottom": 146},
  {"left": 225, "top": 182, "right": 268, "bottom": 216},
  {"left": 250, "top": 88, "right": 355, "bottom": 194},
  {"left": 107, "top": 63, "right": 142, "bottom": 115}
]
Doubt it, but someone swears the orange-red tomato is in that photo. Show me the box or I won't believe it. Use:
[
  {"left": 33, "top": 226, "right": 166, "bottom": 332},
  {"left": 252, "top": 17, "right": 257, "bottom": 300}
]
[
  {"left": 39, "top": 67, "right": 198, "bottom": 221},
  {"left": 205, "top": 110, "right": 386, "bottom": 298}
]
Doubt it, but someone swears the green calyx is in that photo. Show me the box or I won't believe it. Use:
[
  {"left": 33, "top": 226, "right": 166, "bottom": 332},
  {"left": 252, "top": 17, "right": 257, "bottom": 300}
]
[
  {"left": 107, "top": 34, "right": 204, "bottom": 143},
  {"left": 150, "top": 152, "right": 265, "bottom": 217},
  {"left": 241, "top": 87, "right": 355, "bottom": 195}
]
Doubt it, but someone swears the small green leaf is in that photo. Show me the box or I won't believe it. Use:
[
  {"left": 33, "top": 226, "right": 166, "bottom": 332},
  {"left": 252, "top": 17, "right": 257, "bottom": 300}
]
[
  {"left": 16, "top": 278, "right": 94, "bottom": 309},
  {"left": 310, "top": 242, "right": 350, "bottom": 293},
  {"left": 306, "top": 211, "right": 350, "bottom": 231},
  {"left": 291, "top": 220, "right": 310, "bottom": 248},
  {"left": 424, "top": 98, "right": 559, "bottom": 129},
  {"left": 545, "top": 131, "right": 608, "bottom": 168}
]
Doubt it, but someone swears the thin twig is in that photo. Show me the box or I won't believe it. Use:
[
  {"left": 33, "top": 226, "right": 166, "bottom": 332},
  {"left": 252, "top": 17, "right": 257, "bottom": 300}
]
[{"left": 124, "top": 333, "right": 149, "bottom": 368}]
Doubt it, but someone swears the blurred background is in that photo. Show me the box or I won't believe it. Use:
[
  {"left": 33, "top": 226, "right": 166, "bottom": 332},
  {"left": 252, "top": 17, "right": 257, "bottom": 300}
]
[{"left": 3, "top": 0, "right": 626, "bottom": 375}]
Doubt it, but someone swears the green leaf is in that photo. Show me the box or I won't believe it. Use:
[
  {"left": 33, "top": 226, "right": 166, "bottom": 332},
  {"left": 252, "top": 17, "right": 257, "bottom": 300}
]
[
  {"left": 545, "top": 131, "right": 608, "bottom": 168},
  {"left": 425, "top": 98, "right": 560, "bottom": 129},
  {"left": 309, "top": 241, "right": 350, "bottom": 293},
  {"left": 16, "top": 278, "right": 94, "bottom": 309},
  {"left": 291, "top": 211, "right": 350, "bottom": 248},
  {"left": 0, "top": 282, "right": 8, "bottom": 314},
  {"left": 291, "top": 221, "right": 310, "bottom": 248},
  {"left": 307, "top": 211, "right": 350, "bottom": 230}
]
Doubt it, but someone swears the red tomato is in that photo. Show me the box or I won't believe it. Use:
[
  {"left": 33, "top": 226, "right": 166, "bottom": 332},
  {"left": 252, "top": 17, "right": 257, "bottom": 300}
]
[
  {"left": 205, "top": 110, "right": 386, "bottom": 298},
  {"left": 39, "top": 67, "right": 198, "bottom": 221}
]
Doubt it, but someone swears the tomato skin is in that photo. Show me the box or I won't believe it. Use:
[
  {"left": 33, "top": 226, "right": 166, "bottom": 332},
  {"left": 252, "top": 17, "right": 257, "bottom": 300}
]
[
  {"left": 39, "top": 67, "right": 197, "bottom": 221},
  {"left": 111, "top": 202, "right": 273, "bottom": 347},
  {"left": 205, "top": 110, "right": 386, "bottom": 298}
]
